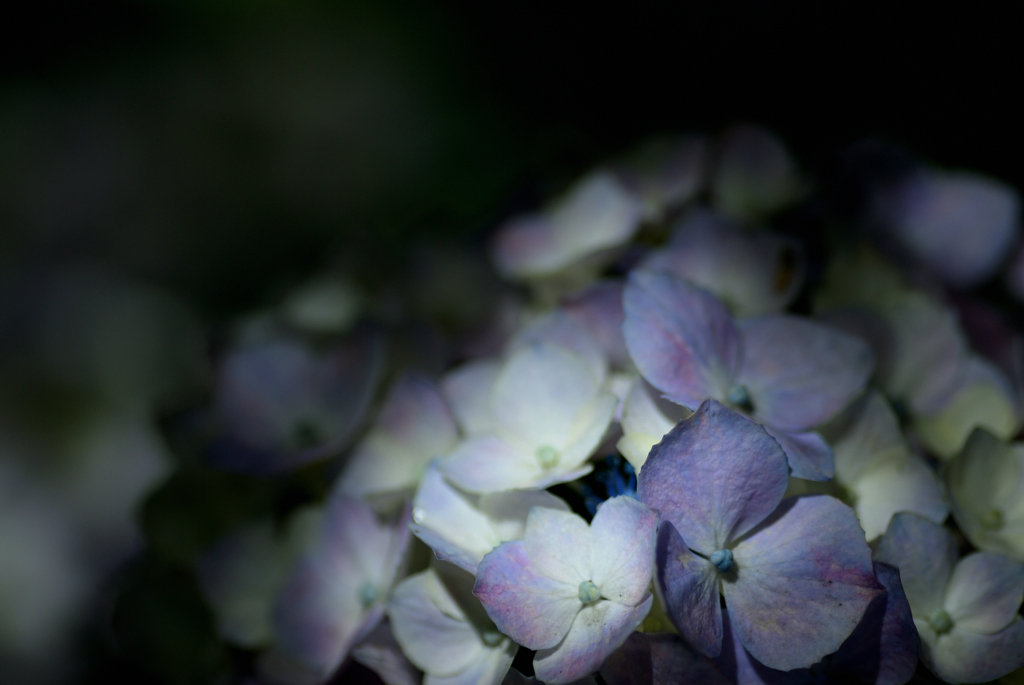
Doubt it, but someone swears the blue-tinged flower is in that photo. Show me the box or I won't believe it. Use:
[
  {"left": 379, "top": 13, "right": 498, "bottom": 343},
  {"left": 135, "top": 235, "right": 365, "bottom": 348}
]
[
  {"left": 875, "top": 512, "right": 1024, "bottom": 683},
  {"left": 623, "top": 271, "right": 873, "bottom": 480},
  {"left": 408, "top": 464, "right": 570, "bottom": 574},
  {"left": 640, "top": 208, "right": 804, "bottom": 317},
  {"left": 388, "top": 563, "right": 517, "bottom": 685},
  {"left": 492, "top": 171, "right": 644, "bottom": 283},
  {"left": 262, "top": 495, "right": 412, "bottom": 684},
  {"left": 711, "top": 125, "right": 806, "bottom": 220},
  {"left": 473, "top": 497, "right": 657, "bottom": 684},
  {"left": 209, "top": 332, "right": 383, "bottom": 474},
  {"left": 816, "top": 391, "right": 947, "bottom": 541},
  {"left": 946, "top": 429, "right": 1024, "bottom": 563},
  {"left": 639, "top": 399, "right": 882, "bottom": 671},
  {"left": 337, "top": 373, "right": 459, "bottom": 508},
  {"left": 439, "top": 342, "right": 617, "bottom": 493}
]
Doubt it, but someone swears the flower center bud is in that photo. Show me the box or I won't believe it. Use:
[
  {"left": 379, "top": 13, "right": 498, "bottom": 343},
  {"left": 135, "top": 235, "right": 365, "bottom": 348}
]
[
  {"left": 481, "top": 629, "right": 503, "bottom": 646},
  {"left": 577, "top": 580, "right": 601, "bottom": 604},
  {"left": 710, "top": 549, "right": 734, "bottom": 573},
  {"left": 927, "top": 608, "right": 953, "bottom": 634},
  {"left": 982, "top": 509, "right": 1005, "bottom": 530},
  {"left": 358, "top": 581, "right": 378, "bottom": 606},
  {"left": 726, "top": 384, "right": 753, "bottom": 412},
  {"left": 536, "top": 445, "right": 559, "bottom": 469}
]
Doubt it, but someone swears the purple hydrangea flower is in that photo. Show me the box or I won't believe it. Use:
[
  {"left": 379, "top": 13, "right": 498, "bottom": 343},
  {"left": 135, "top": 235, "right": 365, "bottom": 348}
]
[
  {"left": 639, "top": 399, "right": 882, "bottom": 671},
  {"left": 623, "top": 270, "right": 873, "bottom": 480},
  {"left": 473, "top": 496, "right": 657, "bottom": 684}
]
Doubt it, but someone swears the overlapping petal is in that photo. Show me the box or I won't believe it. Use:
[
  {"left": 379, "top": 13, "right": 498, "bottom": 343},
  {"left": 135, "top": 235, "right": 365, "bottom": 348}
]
[
  {"left": 654, "top": 523, "right": 723, "bottom": 658},
  {"left": 944, "top": 552, "right": 1024, "bottom": 634},
  {"left": 588, "top": 496, "right": 658, "bottom": 605},
  {"left": 920, "top": 618, "right": 1024, "bottom": 685},
  {"left": 874, "top": 512, "right": 957, "bottom": 618}
]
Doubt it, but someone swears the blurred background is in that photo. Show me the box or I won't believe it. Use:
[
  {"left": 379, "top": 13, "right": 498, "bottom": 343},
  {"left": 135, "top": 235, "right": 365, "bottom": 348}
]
[{"left": 0, "top": 2, "right": 1020, "bottom": 683}]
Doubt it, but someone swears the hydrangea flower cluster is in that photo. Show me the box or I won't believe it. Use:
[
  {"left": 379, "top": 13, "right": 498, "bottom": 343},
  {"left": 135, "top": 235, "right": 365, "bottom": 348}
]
[{"left": 191, "top": 126, "right": 1024, "bottom": 685}]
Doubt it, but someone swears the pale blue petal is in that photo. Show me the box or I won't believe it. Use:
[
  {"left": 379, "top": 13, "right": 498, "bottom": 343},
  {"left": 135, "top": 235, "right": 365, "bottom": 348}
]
[
  {"left": 588, "top": 496, "right": 658, "bottom": 605},
  {"left": 761, "top": 425, "right": 834, "bottom": 482}
]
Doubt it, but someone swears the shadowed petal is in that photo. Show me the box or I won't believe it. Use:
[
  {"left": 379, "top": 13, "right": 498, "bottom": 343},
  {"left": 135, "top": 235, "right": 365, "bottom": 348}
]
[
  {"left": 761, "top": 426, "right": 834, "bottom": 482},
  {"left": 474, "top": 541, "right": 579, "bottom": 650},
  {"left": 875, "top": 512, "right": 957, "bottom": 618},
  {"left": 534, "top": 595, "right": 653, "bottom": 685},
  {"left": 562, "top": 280, "right": 630, "bottom": 369},
  {"left": 738, "top": 316, "right": 873, "bottom": 432},
  {"left": 599, "top": 632, "right": 731, "bottom": 685},
  {"left": 714, "top": 609, "right": 809, "bottom": 685},
  {"left": 623, "top": 271, "right": 739, "bottom": 409},
  {"left": 726, "top": 496, "right": 882, "bottom": 671},
  {"left": 589, "top": 497, "right": 658, "bottom": 605},
  {"left": 830, "top": 562, "right": 919, "bottom": 685},
  {"left": 655, "top": 523, "right": 723, "bottom": 658},
  {"left": 712, "top": 125, "right": 805, "bottom": 219},
  {"left": 427, "top": 639, "right": 517, "bottom": 685},
  {"left": 944, "top": 552, "right": 1024, "bottom": 634},
  {"left": 638, "top": 399, "right": 789, "bottom": 554},
  {"left": 617, "top": 377, "right": 690, "bottom": 472},
  {"left": 921, "top": 617, "right": 1024, "bottom": 684}
]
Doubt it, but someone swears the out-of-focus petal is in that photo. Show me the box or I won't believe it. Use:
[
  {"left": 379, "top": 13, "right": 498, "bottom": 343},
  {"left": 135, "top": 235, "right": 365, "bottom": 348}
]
[
  {"left": 562, "top": 280, "right": 630, "bottom": 370},
  {"left": 613, "top": 135, "right": 707, "bottom": 221},
  {"left": 439, "top": 437, "right": 540, "bottom": 494},
  {"left": 711, "top": 125, "right": 805, "bottom": 219},
  {"left": 510, "top": 311, "right": 607, "bottom": 386},
  {"left": 473, "top": 540, "right": 579, "bottom": 650},
  {"left": 623, "top": 271, "right": 740, "bottom": 409},
  {"left": 944, "top": 552, "right": 1024, "bottom": 634},
  {"left": 351, "top": 620, "right": 421, "bottom": 685},
  {"left": 654, "top": 523, "right": 723, "bottom": 658},
  {"left": 852, "top": 455, "right": 948, "bottom": 541},
  {"left": 914, "top": 356, "right": 1020, "bottom": 460},
  {"left": 760, "top": 426, "right": 834, "bottom": 482},
  {"left": 738, "top": 316, "right": 873, "bottom": 432},
  {"left": 533, "top": 594, "right": 652, "bottom": 685},
  {"left": 600, "top": 632, "right": 732, "bottom": 685},
  {"left": 921, "top": 617, "right": 1024, "bottom": 684},
  {"left": 588, "top": 497, "right": 658, "bottom": 605},
  {"left": 524, "top": 507, "right": 592, "bottom": 586},
  {"left": 638, "top": 399, "right": 789, "bottom": 555},
  {"left": 442, "top": 359, "right": 501, "bottom": 436},
  {"left": 426, "top": 639, "right": 517, "bottom": 685},
  {"left": 641, "top": 209, "right": 804, "bottom": 316},
  {"left": 616, "top": 377, "right": 690, "bottom": 472},
  {"left": 874, "top": 512, "right": 957, "bottom": 618},
  {"left": 726, "top": 496, "right": 882, "bottom": 671}
]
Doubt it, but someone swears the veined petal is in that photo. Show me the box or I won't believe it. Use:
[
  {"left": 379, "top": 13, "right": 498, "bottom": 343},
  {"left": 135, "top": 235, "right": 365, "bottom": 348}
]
[
  {"left": 524, "top": 507, "right": 591, "bottom": 586},
  {"left": 654, "top": 522, "right": 723, "bottom": 659},
  {"left": 533, "top": 595, "right": 653, "bottom": 685},
  {"left": 726, "top": 496, "right": 882, "bottom": 671},
  {"left": 760, "top": 426, "right": 834, "bottom": 482},
  {"left": 623, "top": 271, "right": 739, "bottom": 409},
  {"left": 473, "top": 540, "right": 579, "bottom": 650},
  {"left": 738, "top": 315, "right": 873, "bottom": 433},
  {"left": 638, "top": 399, "right": 789, "bottom": 555},
  {"left": 589, "top": 497, "right": 658, "bottom": 605},
  {"left": 874, "top": 512, "right": 957, "bottom": 619},
  {"left": 944, "top": 552, "right": 1024, "bottom": 634}
]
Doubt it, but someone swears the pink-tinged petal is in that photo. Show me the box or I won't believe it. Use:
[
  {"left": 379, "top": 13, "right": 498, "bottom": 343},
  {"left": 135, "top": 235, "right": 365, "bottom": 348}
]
[
  {"left": 890, "top": 170, "right": 1020, "bottom": 288},
  {"left": 524, "top": 507, "right": 591, "bottom": 586},
  {"left": 387, "top": 571, "right": 483, "bottom": 677},
  {"left": 510, "top": 310, "right": 607, "bottom": 386},
  {"left": 589, "top": 497, "right": 658, "bottom": 605},
  {"left": 761, "top": 426, "right": 834, "bottom": 482},
  {"left": 599, "top": 632, "right": 732, "bottom": 685},
  {"left": 642, "top": 208, "right": 804, "bottom": 317},
  {"left": 439, "top": 436, "right": 539, "bottom": 494},
  {"left": 655, "top": 522, "right": 723, "bottom": 659},
  {"left": 874, "top": 512, "right": 957, "bottom": 618},
  {"left": 944, "top": 552, "right": 1024, "bottom": 634},
  {"left": 442, "top": 359, "right": 501, "bottom": 436},
  {"left": 921, "top": 617, "right": 1024, "bottom": 684},
  {"left": 623, "top": 271, "right": 739, "bottom": 409},
  {"left": 851, "top": 455, "right": 947, "bottom": 541},
  {"left": 726, "top": 496, "right": 883, "bottom": 671},
  {"left": 712, "top": 125, "right": 805, "bottom": 219},
  {"left": 738, "top": 315, "right": 873, "bottom": 432},
  {"left": 428, "top": 639, "right": 517, "bottom": 685},
  {"left": 638, "top": 399, "right": 789, "bottom": 555},
  {"left": 473, "top": 540, "right": 579, "bottom": 650},
  {"left": 533, "top": 595, "right": 653, "bottom": 685},
  {"left": 492, "top": 342, "right": 601, "bottom": 449},
  {"left": 830, "top": 562, "right": 919, "bottom": 685},
  {"left": 714, "top": 610, "right": 807, "bottom": 685},
  {"left": 562, "top": 280, "right": 630, "bottom": 370}
]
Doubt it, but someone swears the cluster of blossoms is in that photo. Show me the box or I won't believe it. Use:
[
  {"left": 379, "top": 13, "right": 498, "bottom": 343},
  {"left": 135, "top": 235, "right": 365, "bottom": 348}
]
[{"left": 193, "top": 126, "right": 1024, "bottom": 684}]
